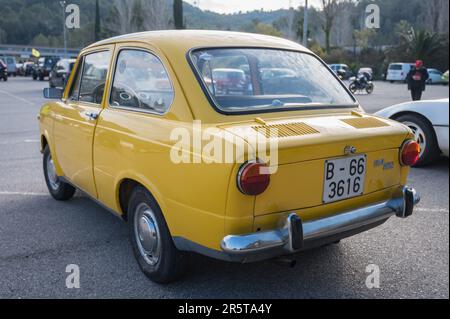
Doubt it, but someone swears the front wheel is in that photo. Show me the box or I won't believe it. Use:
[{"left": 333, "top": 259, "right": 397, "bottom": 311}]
[
  {"left": 43, "top": 146, "right": 76, "bottom": 201},
  {"left": 395, "top": 114, "right": 441, "bottom": 167},
  {"left": 128, "top": 186, "right": 186, "bottom": 284},
  {"left": 349, "top": 83, "right": 357, "bottom": 94},
  {"left": 366, "top": 83, "right": 374, "bottom": 94}
]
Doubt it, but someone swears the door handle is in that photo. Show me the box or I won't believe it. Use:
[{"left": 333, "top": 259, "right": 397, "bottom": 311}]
[{"left": 84, "top": 111, "right": 99, "bottom": 121}]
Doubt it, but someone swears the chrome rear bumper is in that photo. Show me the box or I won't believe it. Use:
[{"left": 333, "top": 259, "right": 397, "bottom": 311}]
[{"left": 221, "top": 186, "right": 419, "bottom": 262}]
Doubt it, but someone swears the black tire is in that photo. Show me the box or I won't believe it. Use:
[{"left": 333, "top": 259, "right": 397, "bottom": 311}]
[
  {"left": 39, "top": 75, "right": 44, "bottom": 81},
  {"left": 366, "top": 83, "right": 374, "bottom": 94},
  {"left": 349, "top": 83, "right": 357, "bottom": 94},
  {"left": 43, "top": 145, "right": 76, "bottom": 201},
  {"left": 128, "top": 186, "right": 186, "bottom": 284},
  {"left": 33, "top": 75, "right": 37, "bottom": 80},
  {"left": 395, "top": 114, "right": 441, "bottom": 167}
]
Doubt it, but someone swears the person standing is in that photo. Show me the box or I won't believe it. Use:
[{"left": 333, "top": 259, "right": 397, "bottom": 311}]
[{"left": 407, "top": 60, "right": 429, "bottom": 101}]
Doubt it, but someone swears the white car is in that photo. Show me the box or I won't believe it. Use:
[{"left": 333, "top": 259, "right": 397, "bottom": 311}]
[
  {"left": 427, "top": 69, "right": 446, "bottom": 84},
  {"left": 386, "top": 63, "right": 414, "bottom": 82},
  {"left": 375, "top": 99, "right": 449, "bottom": 166}
]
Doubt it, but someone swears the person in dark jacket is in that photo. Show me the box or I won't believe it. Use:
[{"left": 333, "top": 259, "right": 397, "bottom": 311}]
[{"left": 407, "top": 60, "right": 429, "bottom": 101}]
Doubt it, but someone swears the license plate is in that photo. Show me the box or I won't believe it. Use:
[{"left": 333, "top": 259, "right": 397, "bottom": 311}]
[{"left": 323, "top": 155, "right": 367, "bottom": 203}]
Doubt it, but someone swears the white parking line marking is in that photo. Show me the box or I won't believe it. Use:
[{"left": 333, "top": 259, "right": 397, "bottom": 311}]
[
  {"left": 0, "top": 139, "right": 40, "bottom": 145},
  {"left": 0, "top": 89, "right": 35, "bottom": 106},
  {"left": 0, "top": 191, "right": 48, "bottom": 196}
]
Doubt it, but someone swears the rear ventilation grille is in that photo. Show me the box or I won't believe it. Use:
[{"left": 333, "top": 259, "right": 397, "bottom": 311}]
[
  {"left": 341, "top": 117, "right": 389, "bottom": 129},
  {"left": 253, "top": 122, "right": 319, "bottom": 138}
]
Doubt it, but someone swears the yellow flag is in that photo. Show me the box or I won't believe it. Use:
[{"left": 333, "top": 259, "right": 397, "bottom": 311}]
[{"left": 32, "top": 48, "right": 41, "bottom": 58}]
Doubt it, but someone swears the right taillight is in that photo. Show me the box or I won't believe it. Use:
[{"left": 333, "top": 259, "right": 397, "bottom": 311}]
[
  {"left": 400, "top": 140, "right": 421, "bottom": 166},
  {"left": 237, "top": 162, "right": 270, "bottom": 196}
]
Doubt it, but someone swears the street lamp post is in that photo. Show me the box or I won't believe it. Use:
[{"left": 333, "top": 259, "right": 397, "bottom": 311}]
[
  {"left": 60, "top": 1, "right": 67, "bottom": 58},
  {"left": 303, "top": 0, "right": 309, "bottom": 47}
]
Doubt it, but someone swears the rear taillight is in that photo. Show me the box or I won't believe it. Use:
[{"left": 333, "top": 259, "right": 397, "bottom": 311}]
[
  {"left": 237, "top": 162, "right": 270, "bottom": 196},
  {"left": 400, "top": 140, "right": 421, "bottom": 166}
]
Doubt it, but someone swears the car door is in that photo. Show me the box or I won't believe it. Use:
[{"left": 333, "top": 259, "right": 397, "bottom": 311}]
[{"left": 53, "top": 46, "right": 113, "bottom": 198}]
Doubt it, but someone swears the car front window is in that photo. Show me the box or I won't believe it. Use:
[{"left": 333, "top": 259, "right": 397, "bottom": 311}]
[{"left": 190, "top": 48, "right": 356, "bottom": 113}]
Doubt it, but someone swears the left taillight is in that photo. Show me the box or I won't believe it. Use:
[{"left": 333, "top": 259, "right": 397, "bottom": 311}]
[
  {"left": 237, "top": 162, "right": 270, "bottom": 196},
  {"left": 400, "top": 140, "right": 421, "bottom": 166}
]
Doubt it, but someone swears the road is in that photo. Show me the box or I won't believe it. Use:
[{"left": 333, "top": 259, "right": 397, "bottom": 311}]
[{"left": 0, "top": 78, "right": 448, "bottom": 299}]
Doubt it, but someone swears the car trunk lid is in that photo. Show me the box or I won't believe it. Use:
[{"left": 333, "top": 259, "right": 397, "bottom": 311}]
[{"left": 220, "top": 112, "right": 411, "bottom": 216}]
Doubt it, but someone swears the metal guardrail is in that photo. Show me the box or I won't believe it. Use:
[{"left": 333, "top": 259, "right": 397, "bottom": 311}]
[{"left": 0, "top": 44, "right": 80, "bottom": 58}]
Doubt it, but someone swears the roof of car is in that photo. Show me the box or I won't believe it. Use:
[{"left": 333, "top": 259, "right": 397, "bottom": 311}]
[{"left": 86, "top": 30, "right": 311, "bottom": 54}]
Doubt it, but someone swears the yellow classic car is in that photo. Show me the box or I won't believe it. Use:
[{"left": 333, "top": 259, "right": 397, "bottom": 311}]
[{"left": 39, "top": 30, "right": 421, "bottom": 283}]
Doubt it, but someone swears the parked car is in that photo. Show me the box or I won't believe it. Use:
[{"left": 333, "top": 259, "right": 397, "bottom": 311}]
[
  {"left": 211, "top": 68, "right": 247, "bottom": 95},
  {"left": 376, "top": 99, "right": 449, "bottom": 166},
  {"left": 426, "top": 68, "right": 446, "bottom": 84},
  {"left": 33, "top": 56, "right": 60, "bottom": 81},
  {"left": 40, "top": 31, "right": 420, "bottom": 283},
  {"left": 329, "top": 64, "right": 353, "bottom": 80},
  {"left": 1, "top": 56, "right": 17, "bottom": 77},
  {"left": 386, "top": 63, "right": 414, "bottom": 82},
  {"left": 0, "top": 59, "right": 8, "bottom": 81},
  {"left": 49, "top": 58, "right": 76, "bottom": 88},
  {"left": 442, "top": 70, "right": 449, "bottom": 84},
  {"left": 21, "top": 61, "right": 36, "bottom": 77},
  {"left": 16, "top": 62, "right": 25, "bottom": 76}
]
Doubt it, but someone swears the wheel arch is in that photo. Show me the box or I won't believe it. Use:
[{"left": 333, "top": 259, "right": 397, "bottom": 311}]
[
  {"left": 40, "top": 134, "right": 48, "bottom": 154},
  {"left": 391, "top": 111, "right": 436, "bottom": 133},
  {"left": 116, "top": 176, "right": 167, "bottom": 222},
  {"left": 391, "top": 111, "right": 441, "bottom": 153}
]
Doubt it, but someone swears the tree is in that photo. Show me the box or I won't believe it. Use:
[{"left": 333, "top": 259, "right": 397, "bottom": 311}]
[
  {"left": 0, "top": 28, "right": 6, "bottom": 44},
  {"left": 94, "top": 0, "right": 101, "bottom": 41},
  {"left": 106, "top": 0, "right": 169, "bottom": 35},
  {"left": 388, "top": 22, "right": 446, "bottom": 69},
  {"left": 353, "top": 29, "right": 376, "bottom": 50},
  {"left": 174, "top": 0, "right": 184, "bottom": 29},
  {"left": 426, "top": 0, "right": 446, "bottom": 33},
  {"left": 320, "top": 0, "right": 340, "bottom": 53},
  {"left": 241, "top": 20, "right": 282, "bottom": 37}
]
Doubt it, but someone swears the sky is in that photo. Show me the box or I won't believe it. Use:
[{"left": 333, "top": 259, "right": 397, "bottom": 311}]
[{"left": 184, "top": 0, "right": 320, "bottom": 14}]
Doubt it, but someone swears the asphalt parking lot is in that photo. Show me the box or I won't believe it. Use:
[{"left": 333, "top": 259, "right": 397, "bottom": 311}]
[{"left": 0, "top": 78, "right": 448, "bottom": 299}]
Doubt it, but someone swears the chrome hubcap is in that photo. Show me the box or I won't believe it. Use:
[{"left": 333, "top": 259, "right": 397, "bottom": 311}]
[
  {"left": 46, "top": 154, "right": 60, "bottom": 190},
  {"left": 134, "top": 203, "right": 161, "bottom": 266},
  {"left": 403, "top": 121, "right": 426, "bottom": 158}
]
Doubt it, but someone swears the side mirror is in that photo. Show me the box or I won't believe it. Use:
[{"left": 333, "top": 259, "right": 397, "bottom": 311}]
[{"left": 43, "top": 87, "right": 63, "bottom": 100}]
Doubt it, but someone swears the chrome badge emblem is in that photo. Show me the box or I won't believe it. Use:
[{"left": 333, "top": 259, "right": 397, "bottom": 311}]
[{"left": 344, "top": 145, "right": 357, "bottom": 155}]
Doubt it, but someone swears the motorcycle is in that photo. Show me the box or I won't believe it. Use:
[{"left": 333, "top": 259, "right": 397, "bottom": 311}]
[
  {"left": 0, "top": 60, "right": 8, "bottom": 82},
  {"left": 349, "top": 73, "right": 374, "bottom": 94}
]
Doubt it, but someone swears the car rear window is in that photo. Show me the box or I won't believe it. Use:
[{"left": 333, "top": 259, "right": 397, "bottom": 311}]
[{"left": 190, "top": 48, "right": 356, "bottom": 114}]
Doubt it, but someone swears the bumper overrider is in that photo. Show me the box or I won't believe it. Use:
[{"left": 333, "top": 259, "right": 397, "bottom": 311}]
[{"left": 221, "top": 186, "right": 420, "bottom": 263}]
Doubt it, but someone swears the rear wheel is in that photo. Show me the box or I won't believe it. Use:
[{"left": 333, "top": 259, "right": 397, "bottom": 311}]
[
  {"left": 349, "top": 83, "right": 357, "bottom": 94},
  {"left": 43, "top": 146, "right": 76, "bottom": 201},
  {"left": 366, "top": 83, "right": 374, "bottom": 94},
  {"left": 128, "top": 186, "right": 186, "bottom": 284},
  {"left": 395, "top": 114, "right": 441, "bottom": 167}
]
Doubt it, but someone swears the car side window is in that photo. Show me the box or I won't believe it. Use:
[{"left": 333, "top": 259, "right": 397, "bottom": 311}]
[
  {"left": 78, "top": 51, "right": 111, "bottom": 104},
  {"left": 110, "top": 49, "right": 174, "bottom": 114}
]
